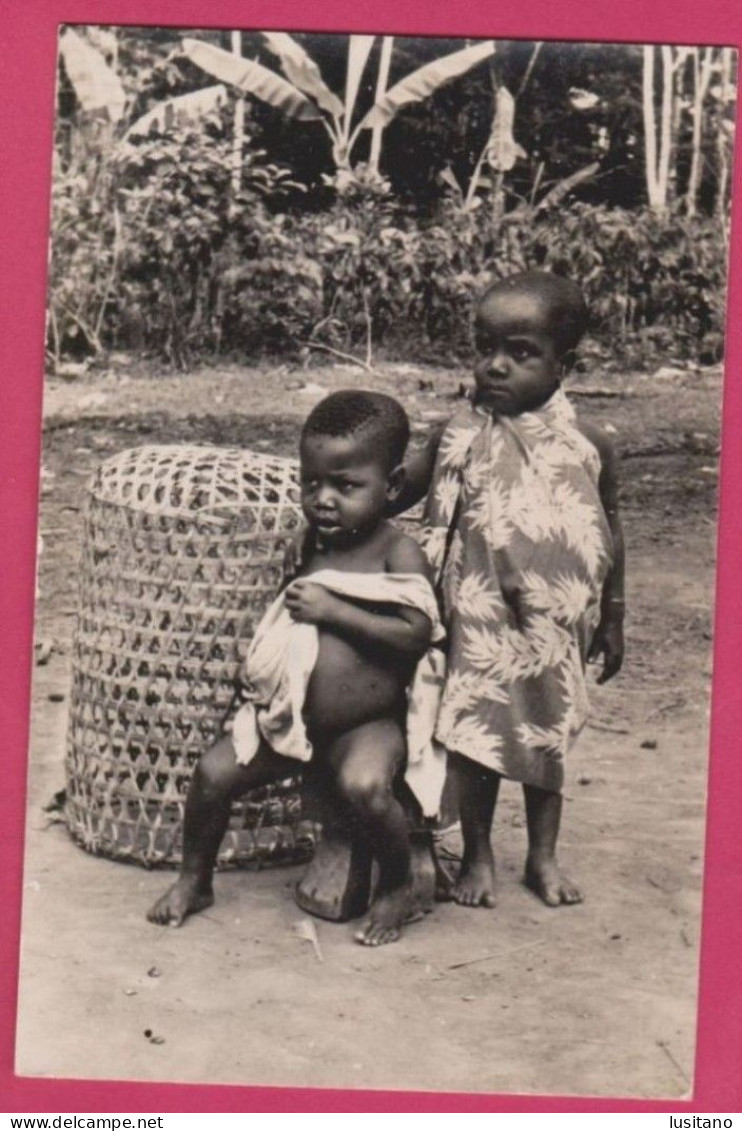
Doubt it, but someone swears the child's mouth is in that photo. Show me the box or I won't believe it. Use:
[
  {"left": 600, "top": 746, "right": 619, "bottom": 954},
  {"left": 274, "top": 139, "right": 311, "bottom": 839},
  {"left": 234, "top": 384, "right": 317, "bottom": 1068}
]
[{"left": 477, "top": 384, "right": 512, "bottom": 407}]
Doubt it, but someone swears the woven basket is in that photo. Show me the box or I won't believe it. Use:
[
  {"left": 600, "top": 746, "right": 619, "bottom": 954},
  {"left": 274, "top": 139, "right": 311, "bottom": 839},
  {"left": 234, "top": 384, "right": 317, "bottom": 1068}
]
[{"left": 64, "top": 444, "right": 319, "bottom": 868}]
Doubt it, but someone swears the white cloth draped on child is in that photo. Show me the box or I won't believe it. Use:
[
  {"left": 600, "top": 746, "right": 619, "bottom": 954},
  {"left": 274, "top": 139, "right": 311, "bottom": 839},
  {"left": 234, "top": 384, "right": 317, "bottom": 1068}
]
[
  {"left": 420, "top": 389, "right": 614, "bottom": 794},
  {"left": 230, "top": 570, "right": 447, "bottom": 818}
]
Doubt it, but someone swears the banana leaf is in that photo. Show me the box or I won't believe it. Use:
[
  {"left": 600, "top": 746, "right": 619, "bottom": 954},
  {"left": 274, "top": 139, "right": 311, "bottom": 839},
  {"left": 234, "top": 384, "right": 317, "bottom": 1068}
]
[
  {"left": 261, "top": 32, "right": 344, "bottom": 119},
  {"left": 181, "top": 38, "right": 323, "bottom": 121},
  {"left": 59, "top": 28, "right": 127, "bottom": 122},
  {"left": 486, "top": 86, "right": 526, "bottom": 172},
  {"left": 357, "top": 39, "right": 495, "bottom": 132},
  {"left": 124, "top": 85, "right": 228, "bottom": 139}
]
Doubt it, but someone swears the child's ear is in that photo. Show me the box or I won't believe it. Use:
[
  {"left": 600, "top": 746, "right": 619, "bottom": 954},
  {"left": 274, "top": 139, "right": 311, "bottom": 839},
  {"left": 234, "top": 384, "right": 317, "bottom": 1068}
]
[{"left": 386, "top": 464, "right": 405, "bottom": 502}]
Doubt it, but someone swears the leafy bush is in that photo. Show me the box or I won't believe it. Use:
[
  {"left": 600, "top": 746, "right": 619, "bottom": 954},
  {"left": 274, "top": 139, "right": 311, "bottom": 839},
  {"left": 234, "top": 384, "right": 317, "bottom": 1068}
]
[
  {"left": 51, "top": 134, "right": 728, "bottom": 370},
  {"left": 48, "top": 124, "right": 120, "bottom": 360},
  {"left": 288, "top": 196, "right": 729, "bottom": 368},
  {"left": 49, "top": 107, "right": 303, "bottom": 367},
  {"left": 115, "top": 116, "right": 301, "bottom": 365},
  {"left": 526, "top": 204, "right": 728, "bottom": 366}
]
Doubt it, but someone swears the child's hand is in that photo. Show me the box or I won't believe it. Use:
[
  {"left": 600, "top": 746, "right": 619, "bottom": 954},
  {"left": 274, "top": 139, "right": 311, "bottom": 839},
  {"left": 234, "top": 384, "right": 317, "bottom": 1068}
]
[
  {"left": 284, "top": 579, "right": 337, "bottom": 625},
  {"left": 588, "top": 617, "right": 624, "bottom": 684}
]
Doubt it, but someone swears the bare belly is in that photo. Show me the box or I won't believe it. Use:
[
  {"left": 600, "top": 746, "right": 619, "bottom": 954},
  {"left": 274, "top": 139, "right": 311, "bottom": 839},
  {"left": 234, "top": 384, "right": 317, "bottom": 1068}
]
[{"left": 305, "top": 630, "right": 413, "bottom": 737}]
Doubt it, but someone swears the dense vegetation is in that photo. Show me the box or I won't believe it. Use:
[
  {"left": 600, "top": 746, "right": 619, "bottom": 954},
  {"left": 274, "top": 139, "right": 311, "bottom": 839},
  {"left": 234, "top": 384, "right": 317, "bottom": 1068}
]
[{"left": 49, "top": 27, "right": 735, "bottom": 370}]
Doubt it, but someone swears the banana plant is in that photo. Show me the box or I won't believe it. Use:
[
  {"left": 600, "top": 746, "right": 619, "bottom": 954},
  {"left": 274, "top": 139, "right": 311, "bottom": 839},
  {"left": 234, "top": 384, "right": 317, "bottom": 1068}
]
[
  {"left": 472, "top": 84, "right": 527, "bottom": 216},
  {"left": 439, "top": 44, "right": 541, "bottom": 215},
  {"left": 124, "top": 85, "right": 229, "bottom": 140},
  {"left": 58, "top": 28, "right": 230, "bottom": 145},
  {"left": 58, "top": 27, "right": 127, "bottom": 123},
  {"left": 181, "top": 32, "right": 495, "bottom": 172}
]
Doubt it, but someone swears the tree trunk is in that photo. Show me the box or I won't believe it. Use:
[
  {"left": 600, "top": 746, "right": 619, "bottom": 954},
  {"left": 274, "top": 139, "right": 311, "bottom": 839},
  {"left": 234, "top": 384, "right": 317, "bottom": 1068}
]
[
  {"left": 716, "top": 47, "right": 733, "bottom": 222},
  {"left": 642, "top": 46, "right": 661, "bottom": 209},
  {"left": 230, "top": 31, "right": 244, "bottom": 206},
  {"left": 657, "top": 46, "right": 674, "bottom": 210},
  {"left": 642, "top": 44, "right": 678, "bottom": 213},
  {"left": 686, "top": 47, "right": 714, "bottom": 217}
]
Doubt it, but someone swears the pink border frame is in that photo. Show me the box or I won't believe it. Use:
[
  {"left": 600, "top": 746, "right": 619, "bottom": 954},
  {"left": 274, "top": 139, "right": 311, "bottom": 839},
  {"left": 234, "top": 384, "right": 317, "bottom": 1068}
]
[{"left": 2, "top": 0, "right": 741, "bottom": 1112}]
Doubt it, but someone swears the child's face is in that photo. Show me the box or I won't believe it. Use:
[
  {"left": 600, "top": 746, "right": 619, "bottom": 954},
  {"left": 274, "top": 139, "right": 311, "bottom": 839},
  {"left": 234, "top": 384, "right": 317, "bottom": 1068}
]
[
  {"left": 299, "top": 432, "right": 398, "bottom": 544},
  {"left": 473, "top": 289, "right": 562, "bottom": 416}
]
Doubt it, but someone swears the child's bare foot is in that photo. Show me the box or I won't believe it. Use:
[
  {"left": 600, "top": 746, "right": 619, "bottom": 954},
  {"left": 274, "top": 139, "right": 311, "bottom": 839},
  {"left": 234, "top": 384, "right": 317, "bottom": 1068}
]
[
  {"left": 452, "top": 847, "right": 497, "bottom": 909},
  {"left": 147, "top": 876, "right": 214, "bottom": 927},
  {"left": 354, "top": 884, "right": 415, "bottom": 946},
  {"left": 525, "top": 854, "right": 582, "bottom": 907}
]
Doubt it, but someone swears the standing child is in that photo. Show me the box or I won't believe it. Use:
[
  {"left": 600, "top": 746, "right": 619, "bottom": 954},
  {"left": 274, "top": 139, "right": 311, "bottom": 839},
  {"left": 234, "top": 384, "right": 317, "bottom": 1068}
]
[
  {"left": 147, "top": 391, "right": 445, "bottom": 945},
  {"left": 401, "top": 271, "right": 624, "bottom": 909}
]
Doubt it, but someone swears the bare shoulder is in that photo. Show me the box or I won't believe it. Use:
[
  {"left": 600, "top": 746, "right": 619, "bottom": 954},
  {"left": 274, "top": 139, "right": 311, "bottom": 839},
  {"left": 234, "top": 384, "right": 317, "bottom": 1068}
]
[
  {"left": 578, "top": 420, "right": 620, "bottom": 514},
  {"left": 384, "top": 526, "right": 433, "bottom": 580},
  {"left": 578, "top": 420, "right": 617, "bottom": 470}
]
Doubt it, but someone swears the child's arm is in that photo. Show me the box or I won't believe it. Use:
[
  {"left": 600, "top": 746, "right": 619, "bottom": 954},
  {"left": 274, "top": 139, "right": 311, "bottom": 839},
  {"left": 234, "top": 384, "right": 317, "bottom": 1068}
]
[
  {"left": 581, "top": 423, "right": 625, "bottom": 684},
  {"left": 387, "top": 421, "right": 445, "bottom": 516},
  {"left": 284, "top": 538, "right": 433, "bottom": 659}
]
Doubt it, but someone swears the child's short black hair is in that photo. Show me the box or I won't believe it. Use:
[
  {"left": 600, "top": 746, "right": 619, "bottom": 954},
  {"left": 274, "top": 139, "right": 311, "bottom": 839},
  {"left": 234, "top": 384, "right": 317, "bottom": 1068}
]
[
  {"left": 480, "top": 271, "right": 589, "bottom": 358},
  {"left": 301, "top": 390, "right": 410, "bottom": 470}
]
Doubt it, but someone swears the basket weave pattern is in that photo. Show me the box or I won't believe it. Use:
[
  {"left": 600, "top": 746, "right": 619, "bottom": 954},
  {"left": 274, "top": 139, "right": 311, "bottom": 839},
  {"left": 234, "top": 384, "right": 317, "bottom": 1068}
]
[{"left": 65, "top": 444, "right": 317, "bottom": 868}]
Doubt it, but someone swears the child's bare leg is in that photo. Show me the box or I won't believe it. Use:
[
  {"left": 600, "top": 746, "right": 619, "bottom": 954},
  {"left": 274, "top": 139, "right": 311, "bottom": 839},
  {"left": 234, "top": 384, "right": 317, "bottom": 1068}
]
[
  {"left": 325, "top": 719, "right": 411, "bottom": 946},
  {"left": 147, "top": 736, "right": 298, "bottom": 926},
  {"left": 523, "top": 784, "right": 582, "bottom": 907},
  {"left": 451, "top": 753, "right": 500, "bottom": 908}
]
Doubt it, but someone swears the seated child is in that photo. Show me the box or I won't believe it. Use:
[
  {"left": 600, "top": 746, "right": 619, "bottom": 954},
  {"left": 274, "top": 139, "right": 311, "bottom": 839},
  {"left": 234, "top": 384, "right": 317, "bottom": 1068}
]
[
  {"left": 148, "top": 391, "right": 445, "bottom": 946},
  {"left": 398, "top": 270, "right": 625, "bottom": 909}
]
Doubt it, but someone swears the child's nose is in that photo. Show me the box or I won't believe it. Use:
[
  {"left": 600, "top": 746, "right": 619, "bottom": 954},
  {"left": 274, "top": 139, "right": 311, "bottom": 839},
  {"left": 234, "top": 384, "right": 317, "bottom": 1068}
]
[
  {"left": 315, "top": 484, "right": 336, "bottom": 507},
  {"left": 488, "top": 351, "right": 509, "bottom": 378}
]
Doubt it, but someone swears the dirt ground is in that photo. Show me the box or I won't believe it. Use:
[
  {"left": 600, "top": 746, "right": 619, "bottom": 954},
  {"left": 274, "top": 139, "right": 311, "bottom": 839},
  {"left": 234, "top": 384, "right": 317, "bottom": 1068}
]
[{"left": 15, "top": 357, "right": 721, "bottom": 1100}]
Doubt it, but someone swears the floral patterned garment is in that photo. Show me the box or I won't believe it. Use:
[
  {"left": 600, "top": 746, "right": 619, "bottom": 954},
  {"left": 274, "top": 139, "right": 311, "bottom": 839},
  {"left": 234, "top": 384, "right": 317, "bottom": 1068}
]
[{"left": 420, "top": 389, "right": 614, "bottom": 793}]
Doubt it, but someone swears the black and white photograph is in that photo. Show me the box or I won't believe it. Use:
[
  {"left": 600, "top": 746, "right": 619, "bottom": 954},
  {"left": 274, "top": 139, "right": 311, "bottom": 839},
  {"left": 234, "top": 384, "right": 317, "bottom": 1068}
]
[{"left": 15, "top": 24, "right": 737, "bottom": 1098}]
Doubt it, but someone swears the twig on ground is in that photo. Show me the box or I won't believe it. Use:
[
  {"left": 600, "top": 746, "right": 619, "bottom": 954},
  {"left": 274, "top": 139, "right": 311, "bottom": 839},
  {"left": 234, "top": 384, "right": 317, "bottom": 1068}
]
[
  {"left": 447, "top": 938, "right": 547, "bottom": 970},
  {"left": 587, "top": 720, "right": 630, "bottom": 735},
  {"left": 302, "top": 340, "right": 381, "bottom": 375},
  {"left": 568, "top": 387, "right": 624, "bottom": 399},
  {"left": 644, "top": 696, "right": 688, "bottom": 721}
]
